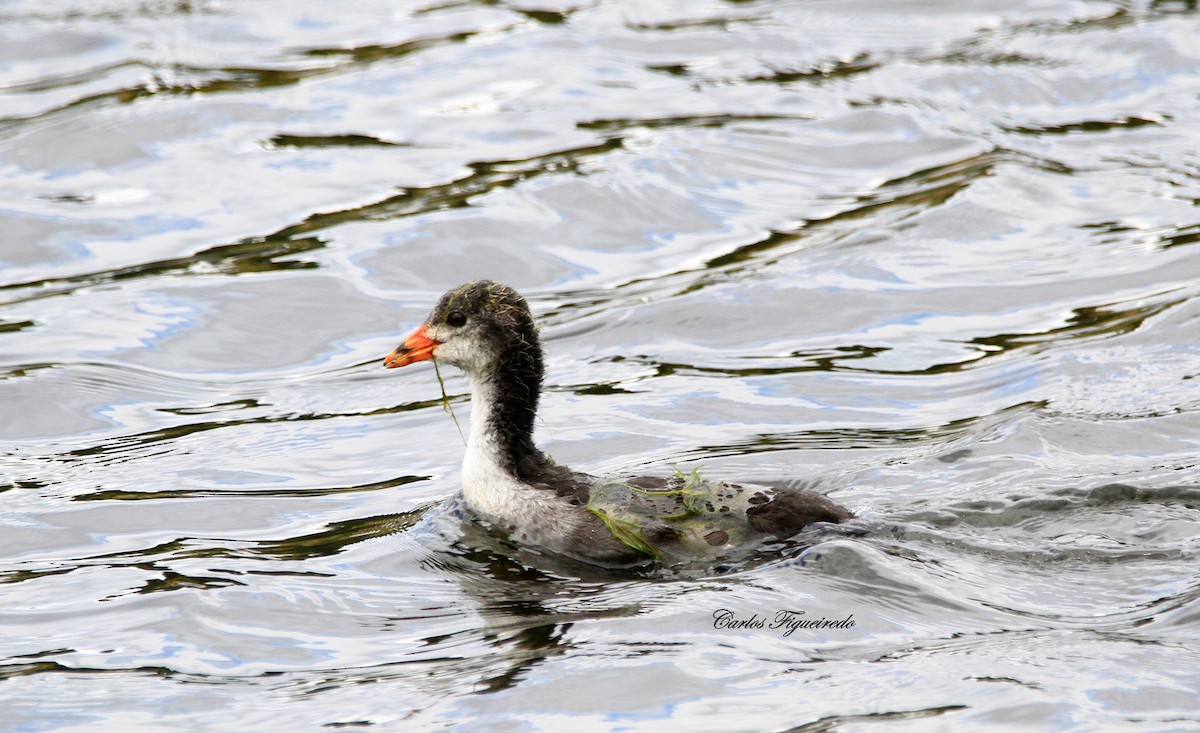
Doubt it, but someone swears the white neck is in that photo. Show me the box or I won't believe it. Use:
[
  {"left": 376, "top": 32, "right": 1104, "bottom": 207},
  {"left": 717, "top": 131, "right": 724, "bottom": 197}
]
[
  {"left": 459, "top": 375, "right": 526, "bottom": 521},
  {"left": 463, "top": 376, "right": 509, "bottom": 472}
]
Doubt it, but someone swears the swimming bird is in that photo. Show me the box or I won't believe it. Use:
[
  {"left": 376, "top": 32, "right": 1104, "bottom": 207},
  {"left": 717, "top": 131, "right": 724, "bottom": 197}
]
[{"left": 384, "top": 280, "right": 851, "bottom": 567}]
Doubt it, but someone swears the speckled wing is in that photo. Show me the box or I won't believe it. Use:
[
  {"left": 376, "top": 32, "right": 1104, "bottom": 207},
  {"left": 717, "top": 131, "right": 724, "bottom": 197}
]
[{"left": 586, "top": 474, "right": 850, "bottom": 564}]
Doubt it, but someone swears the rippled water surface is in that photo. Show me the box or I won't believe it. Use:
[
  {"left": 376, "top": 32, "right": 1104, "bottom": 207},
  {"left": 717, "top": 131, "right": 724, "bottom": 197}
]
[{"left": 4, "top": 0, "right": 1200, "bottom": 730}]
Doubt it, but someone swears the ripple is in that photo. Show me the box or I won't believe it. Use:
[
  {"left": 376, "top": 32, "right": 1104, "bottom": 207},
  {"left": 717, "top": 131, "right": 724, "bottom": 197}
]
[{"left": 4, "top": 0, "right": 1200, "bottom": 730}]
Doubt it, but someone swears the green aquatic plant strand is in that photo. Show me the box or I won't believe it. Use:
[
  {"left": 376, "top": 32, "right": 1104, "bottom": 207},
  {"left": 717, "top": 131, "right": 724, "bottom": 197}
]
[
  {"left": 587, "top": 499, "right": 661, "bottom": 560},
  {"left": 670, "top": 465, "right": 709, "bottom": 515},
  {"left": 433, "top": 358, "right": 466, "bottom": 446},
  {"left": 605, "top": 478, "right": 703, "bottom": 520},
  {"left": 586, "top": 466, "right": 713, "bottom": 558}
]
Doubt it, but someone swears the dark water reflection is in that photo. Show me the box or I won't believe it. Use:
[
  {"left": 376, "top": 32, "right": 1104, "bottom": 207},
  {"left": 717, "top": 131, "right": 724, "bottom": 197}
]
[{"left": 3, "top": 0, "right": 1200, "bottom": 730}]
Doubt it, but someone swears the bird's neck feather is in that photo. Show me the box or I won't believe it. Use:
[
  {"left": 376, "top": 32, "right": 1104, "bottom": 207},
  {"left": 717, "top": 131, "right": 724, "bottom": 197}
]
[{"left": 463, "top": 337, "right": 543, "bottom": 479}]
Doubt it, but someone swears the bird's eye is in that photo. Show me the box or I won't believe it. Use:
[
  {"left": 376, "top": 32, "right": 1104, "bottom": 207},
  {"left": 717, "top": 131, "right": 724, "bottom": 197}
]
[{"left": 446, "top": 310, "right": 467, "bottom": 328}]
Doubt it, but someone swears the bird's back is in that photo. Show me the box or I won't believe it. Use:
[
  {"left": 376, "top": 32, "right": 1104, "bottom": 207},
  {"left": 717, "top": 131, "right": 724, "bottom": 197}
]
[{"left": 586, "top": 472, "right": 852, "bottom": 565}]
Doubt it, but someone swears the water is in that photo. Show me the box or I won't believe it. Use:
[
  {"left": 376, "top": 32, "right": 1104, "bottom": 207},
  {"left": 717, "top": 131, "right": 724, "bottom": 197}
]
[{"left": 3, "top": 0, "right": 1200, "bottom": 730}]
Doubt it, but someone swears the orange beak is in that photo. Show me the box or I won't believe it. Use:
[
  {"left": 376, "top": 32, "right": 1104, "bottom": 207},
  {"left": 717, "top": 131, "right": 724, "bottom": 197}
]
[{"left": 383, "top": 324, "right": 439, "bottom": 368}]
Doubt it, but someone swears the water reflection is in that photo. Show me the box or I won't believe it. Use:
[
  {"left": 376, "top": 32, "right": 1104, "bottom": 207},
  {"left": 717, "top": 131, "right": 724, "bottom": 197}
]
[{"left": 3, "top": 0, "right": 1200, "bottom": 729}]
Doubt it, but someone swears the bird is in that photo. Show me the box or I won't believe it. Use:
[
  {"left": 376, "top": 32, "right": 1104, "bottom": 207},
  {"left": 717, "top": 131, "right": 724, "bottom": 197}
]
[{"left": 384, "top": 280, "right": 852, "bottom": 568}]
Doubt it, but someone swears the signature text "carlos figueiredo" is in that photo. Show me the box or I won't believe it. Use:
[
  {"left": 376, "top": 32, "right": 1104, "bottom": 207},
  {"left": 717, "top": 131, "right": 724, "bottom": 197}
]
[{"left": 712, "top": 608, "right": 856, "bottom": 637}]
